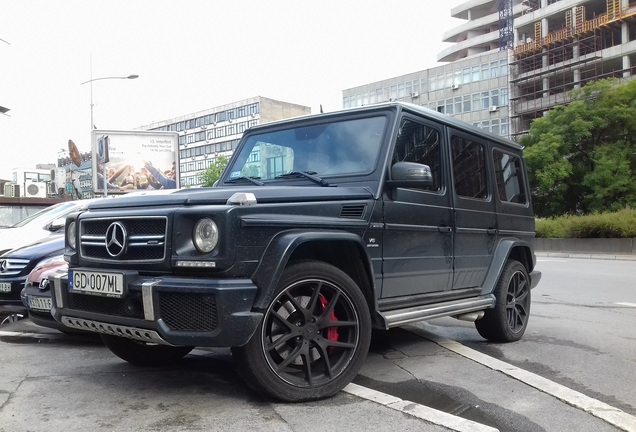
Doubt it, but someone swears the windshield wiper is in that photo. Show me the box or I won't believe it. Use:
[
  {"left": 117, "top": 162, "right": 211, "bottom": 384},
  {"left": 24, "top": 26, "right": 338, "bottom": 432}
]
[
  {"left": 275, "top": 171, "right": 332, "bottom": 187},
  {"left": 225, "top": 176, "right": 265, "bottom": 186}
]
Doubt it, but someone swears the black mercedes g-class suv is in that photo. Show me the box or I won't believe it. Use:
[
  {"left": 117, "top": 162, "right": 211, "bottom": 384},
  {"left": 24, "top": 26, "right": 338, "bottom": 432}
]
[{"left": 52, "top": 102, "right": 541, "bottom": 401}]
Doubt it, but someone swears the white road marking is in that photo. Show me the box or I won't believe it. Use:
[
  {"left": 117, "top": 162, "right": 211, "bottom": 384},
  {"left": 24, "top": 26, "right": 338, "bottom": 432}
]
[
  {"left": 408, "top": 326, "right": 636, "bottom": 432},
  {"left": 0, "top": 329, "right": 59, "bottom": 339},
  {"left": 344, "top": 383, "right": 498, "bottom": 432},
  {"left": 1, "top": 328, "right": 498, "bottom": 432},
  {"left": 615, "top": 302, "right": 636, "bottom": 308}
]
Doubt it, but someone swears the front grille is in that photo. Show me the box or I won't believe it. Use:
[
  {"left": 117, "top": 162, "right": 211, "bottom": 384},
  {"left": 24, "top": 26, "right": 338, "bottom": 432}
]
[
  {"left": 67, "top": 291, "right": 145, "bottom": 319},
  {"left": 79, "top": 216, "right": 167, "bottom": 263},
  {"left": 0, "top": 258, "right": 30, "bottom": 277},
  {"left": 159, "top": 292, "right": 217, "bottom": 332}
]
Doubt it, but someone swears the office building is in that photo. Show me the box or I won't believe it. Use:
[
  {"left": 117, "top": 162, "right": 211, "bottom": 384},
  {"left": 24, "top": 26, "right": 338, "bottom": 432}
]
[{"left": 141, "top": 96, "right": 311, "bottom": 187}]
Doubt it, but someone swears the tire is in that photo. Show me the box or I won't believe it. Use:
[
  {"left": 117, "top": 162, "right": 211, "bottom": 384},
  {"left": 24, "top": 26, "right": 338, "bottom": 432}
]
[
  {"left": 475, "top": 259, "right": 531, "bottom": 343},
  {"left": 101, "top": 335, "right": 194, "bottom": 366},
  {"left": 232, "top": 260, "right": 372, "bottom": 402}
]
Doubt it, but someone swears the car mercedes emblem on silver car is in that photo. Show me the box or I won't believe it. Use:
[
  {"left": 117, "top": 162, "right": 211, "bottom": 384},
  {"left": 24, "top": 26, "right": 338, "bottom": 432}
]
[
  {"left": 0, "top": 259, "right": 7, "bottom": 273},
  {"left": 105, "top": 222, "right": 127, "bottom": 257}
]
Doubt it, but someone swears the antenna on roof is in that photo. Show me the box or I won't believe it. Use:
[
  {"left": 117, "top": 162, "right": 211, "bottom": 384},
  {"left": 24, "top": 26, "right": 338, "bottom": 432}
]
[{"left": 320, "top": 104, "right": 323, "bottom": 114}]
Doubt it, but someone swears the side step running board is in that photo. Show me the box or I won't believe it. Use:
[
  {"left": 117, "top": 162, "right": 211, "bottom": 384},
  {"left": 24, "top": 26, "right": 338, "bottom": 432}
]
[{"left": 378, "top": 294, "right": 496, "bottom": 329}]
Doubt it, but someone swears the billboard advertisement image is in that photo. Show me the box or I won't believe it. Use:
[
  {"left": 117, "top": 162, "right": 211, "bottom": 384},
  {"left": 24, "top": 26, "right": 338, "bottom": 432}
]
[{"left": 91, "top": 129, "right": 179, "bottom": 194}]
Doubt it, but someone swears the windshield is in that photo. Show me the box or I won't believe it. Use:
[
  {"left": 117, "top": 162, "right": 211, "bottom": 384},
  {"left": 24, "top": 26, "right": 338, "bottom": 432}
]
[
  {"left": 224, "top": 116, "right": 387, "bottom": 183},
  {"left": 10, "top": 201, "right": 79, "bottom": 228}
]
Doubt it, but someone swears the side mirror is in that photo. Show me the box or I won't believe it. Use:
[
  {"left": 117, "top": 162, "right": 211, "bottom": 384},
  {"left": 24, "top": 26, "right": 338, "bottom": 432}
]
[
  {"left": 385, "top": 161, "right": 434, "bottom": 189},
  {"left": 48, "top": 217, "right": 66, "bottom": 232}
]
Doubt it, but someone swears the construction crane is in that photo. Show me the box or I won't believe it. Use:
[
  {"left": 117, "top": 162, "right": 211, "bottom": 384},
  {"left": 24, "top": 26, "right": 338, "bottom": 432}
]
[{"left": 499, "top": 0, "right": 514, "bottom": 50}]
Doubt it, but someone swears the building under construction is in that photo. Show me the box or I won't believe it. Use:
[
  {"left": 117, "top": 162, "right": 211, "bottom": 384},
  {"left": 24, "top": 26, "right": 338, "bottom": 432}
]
[{"left": 511, "top": 0, "right": 636, "bottom": 137}]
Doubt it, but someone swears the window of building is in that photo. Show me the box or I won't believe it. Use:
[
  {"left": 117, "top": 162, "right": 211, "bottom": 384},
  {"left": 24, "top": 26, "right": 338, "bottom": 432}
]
[
  {"left": 493, "top": 150, "right": 527, "bottom": 204},
  {"left": 472, "top": 93, "right": 481, "bottom": 111},
  {"left": 481, "top": 63, "right": 490, "bottom": 80},
  {"left": 216, "top": 127, "right": 226, "bottom": 138},
  {"left": 238, "top": 106, "right": 246, "bottom": 118},
  {"left": 482, "top": 92, "right": 489, "bottom": 109},
  {"left": 238, "top": 122, "right": 248, "bottom": 133},
  {"left": 451, "top": 135, "right": 488, "bottom": 199},
  {"left": 227, "top": 124, "right": 235, "bottom": 136},
  {"left": 397, "top": 83, "right": 405, "bottom": 98},
  {"left": 267, "top": 156, "right": 286, "bottom": 177},
  {"left": 248, "top": 150, "right": 261, "bottom": 163},
  {"left": 491, "top": 118, "right": 500, "bottom": 135},
  {"left": 501, "top": 118, "right": 509, "bottom": 137},
  {"left": 445, "top": 98, "right": 454, "bottom": 115},
  {"left": 500, "top": 59, "right": 508, "bottom": 76},
  {"left": 454, "top": 97, "right": 462, "bottom": 115},
  {"left": 463, "top": 95, "right": 471, "bottom": 113},
  {"left": 453, "top": 71, "right": 461, "bottom": 86},
  {"left": 472, "top": 66, "right": 480, "bottom": 82},
  {"left": 490, "top": 61, "right": 499, "bottom": 78},
  {"left": 186, "top": 134, "right": 195, "bottom": 144},
  {"left": 390, "top": 85, "right": 398, "bottom": 99},
  {"left": 216, "top": 111, "right": 226, "bottom": 123},
  {"left": 491, "top": 89, "right": 499, "bottom": 107},
  {"left": 500, "top": 87, "right": 508, "bottom": 106},
  {"left": 462, "top": 68, "right": 471, "bottom": 84}
]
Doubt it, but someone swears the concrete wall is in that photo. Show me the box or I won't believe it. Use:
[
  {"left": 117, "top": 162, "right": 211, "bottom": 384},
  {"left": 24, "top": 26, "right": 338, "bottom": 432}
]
[{"left": 535, "top": 238, "right": 636, "bottom": 254}]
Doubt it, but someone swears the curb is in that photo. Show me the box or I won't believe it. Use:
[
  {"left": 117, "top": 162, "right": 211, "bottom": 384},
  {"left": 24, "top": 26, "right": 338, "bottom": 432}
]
[{"left": 536, "top": 252, "right": 636, "bottom": 261}]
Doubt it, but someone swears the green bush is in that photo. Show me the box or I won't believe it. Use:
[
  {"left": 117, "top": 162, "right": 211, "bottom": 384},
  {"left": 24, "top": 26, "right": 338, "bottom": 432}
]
[{"left": 536, "top": 209, "right": 636, "bottom": 238}]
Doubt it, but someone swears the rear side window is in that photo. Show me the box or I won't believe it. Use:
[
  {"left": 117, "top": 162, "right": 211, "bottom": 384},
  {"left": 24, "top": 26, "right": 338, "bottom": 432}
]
[
  {"left": 451, "top": 135, "right": 488, "bottom": 199},
  {"left": 493, "top": 149, "right": 527, "bottom": 204}
]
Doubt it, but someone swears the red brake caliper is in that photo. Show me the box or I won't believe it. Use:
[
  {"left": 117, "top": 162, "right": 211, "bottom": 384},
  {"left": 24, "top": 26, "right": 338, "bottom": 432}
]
[{"left": 319, "top": 295, "right": 339, "bottom": 353}]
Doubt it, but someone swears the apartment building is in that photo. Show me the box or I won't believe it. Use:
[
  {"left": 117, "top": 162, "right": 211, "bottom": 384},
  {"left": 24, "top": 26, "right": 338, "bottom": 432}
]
[{"left": 345, "top": 0, "right": 636, "bottom": 140}]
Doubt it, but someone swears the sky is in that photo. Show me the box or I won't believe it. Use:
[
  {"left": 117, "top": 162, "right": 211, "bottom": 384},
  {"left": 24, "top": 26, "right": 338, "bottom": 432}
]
[{"left": 0, "top": 0, "right": 466, "bottom": 179}]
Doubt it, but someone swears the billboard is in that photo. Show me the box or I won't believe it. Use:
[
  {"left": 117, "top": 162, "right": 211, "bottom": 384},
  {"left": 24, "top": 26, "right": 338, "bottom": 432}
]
[{"left": 91, "top": 129, "right": 179, "bottom": 194}]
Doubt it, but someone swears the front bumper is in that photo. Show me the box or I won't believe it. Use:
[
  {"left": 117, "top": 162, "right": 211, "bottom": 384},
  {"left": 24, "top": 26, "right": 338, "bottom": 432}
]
[
  {"left": 0, "top": 276, "right": 27, "bottom": 306},
  {"left": 50, "top": 269, "right": 262, "bottom": 347}
]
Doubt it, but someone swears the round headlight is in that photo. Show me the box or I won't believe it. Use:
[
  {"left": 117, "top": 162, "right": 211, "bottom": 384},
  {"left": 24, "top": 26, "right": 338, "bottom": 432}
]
[
  {"left": 193, "top": 218, "right": 218, "bottom": 253},
  {"left": 67, "top": 220, "right": 77, "bottom": 250}
]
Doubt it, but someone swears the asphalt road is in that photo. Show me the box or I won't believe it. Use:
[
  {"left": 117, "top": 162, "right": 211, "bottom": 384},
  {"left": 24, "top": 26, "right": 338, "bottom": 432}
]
[{"left": 1, "top": 257, "right": 635, "bottom": 432}]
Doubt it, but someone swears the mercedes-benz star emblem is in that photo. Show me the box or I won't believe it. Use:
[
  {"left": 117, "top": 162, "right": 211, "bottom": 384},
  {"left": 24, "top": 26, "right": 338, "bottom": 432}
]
[
  {"left": 0, "top": 260, "right": 7, "bottom": 273},
  {"left": 105, "top": 222, "right": 128, "bottom": 257}
]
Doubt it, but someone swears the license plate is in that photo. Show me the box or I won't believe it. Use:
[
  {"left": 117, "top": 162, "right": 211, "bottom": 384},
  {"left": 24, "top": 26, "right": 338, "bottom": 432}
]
[
  {"left": 0, "top": 282, "right": 10, "bottom": 293},
  {"left": 69, "top": 270, "right": 124, "bottom": 298},
  {"left": 28, "top": 296, "right": 52, "bottom": 311}
]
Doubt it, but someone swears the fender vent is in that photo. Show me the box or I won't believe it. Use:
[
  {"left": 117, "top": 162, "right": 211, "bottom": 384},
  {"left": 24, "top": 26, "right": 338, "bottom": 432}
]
[{"left": 339, "top": 204, "right": 366, "bottom": 219}]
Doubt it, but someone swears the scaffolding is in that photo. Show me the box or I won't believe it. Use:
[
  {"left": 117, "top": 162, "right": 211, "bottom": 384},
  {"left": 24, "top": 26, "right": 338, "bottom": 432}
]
[
  {"left": 514, "top": 0, "right": 636, "bottom": 56},
  {"left": 509, "top": 0, "right": 636, "bottom": 138}
]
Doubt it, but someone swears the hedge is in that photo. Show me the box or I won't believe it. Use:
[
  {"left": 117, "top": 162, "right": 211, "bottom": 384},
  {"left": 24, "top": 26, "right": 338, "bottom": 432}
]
[{"left": 535, "top": 209, "right": 636, "bottom": 238}]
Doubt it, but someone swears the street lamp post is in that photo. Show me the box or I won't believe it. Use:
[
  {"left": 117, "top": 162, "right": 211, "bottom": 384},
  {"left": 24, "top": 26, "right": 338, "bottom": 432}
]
[
  {"left": 80, "top": 74, "right": 139, "bottom": 130},
  {"left": 80, "top": 73, "right": 138, "bottom": 197}
]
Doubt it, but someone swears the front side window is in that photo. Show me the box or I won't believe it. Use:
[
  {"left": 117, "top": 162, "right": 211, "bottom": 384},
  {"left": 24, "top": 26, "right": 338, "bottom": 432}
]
[
  {"left": 392, "top": 118, "right": 442, "bottom": 192},
  {"left": 224, "top": 116, "right": 387, "bottom": 182},
  {"left": 451, "top": 135, "right": 488, "bottom": 199},
  {"left": 493, "top": 150, "right": 527, "bottom": 204}
]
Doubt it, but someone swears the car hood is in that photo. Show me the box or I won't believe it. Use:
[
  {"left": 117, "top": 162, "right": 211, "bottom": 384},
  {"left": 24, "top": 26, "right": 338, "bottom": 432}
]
[
  {"left": 86, "top": 185, "right": 375, "bottom": 210},
  {"left": 0, "top": 235, "right": 65, "bottom": 260},
  {"left": 0, "top": 226, "right": 55, "bottom": 255}
]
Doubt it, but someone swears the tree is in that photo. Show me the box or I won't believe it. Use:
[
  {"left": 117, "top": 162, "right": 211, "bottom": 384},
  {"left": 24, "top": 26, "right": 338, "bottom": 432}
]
[
  {"left": 520, "top": 78, "right": 636, "bottom": 217},
  {"left": 199, "top": 155, "right": 229, "bottom": 187}
]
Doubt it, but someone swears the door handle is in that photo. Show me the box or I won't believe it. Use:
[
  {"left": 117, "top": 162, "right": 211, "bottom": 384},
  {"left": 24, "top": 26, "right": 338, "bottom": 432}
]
[
  {"left": 487, "top": 228, "right": 498, "bottom": 235},
  {"left": 438, "top": 226, "right": 453, "bottom": 233}
]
